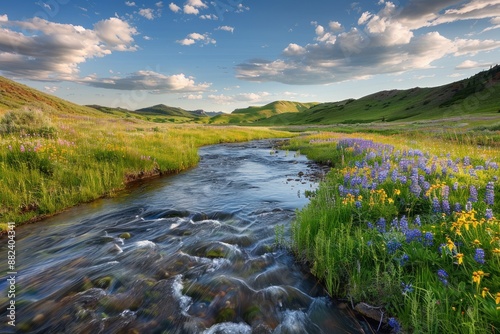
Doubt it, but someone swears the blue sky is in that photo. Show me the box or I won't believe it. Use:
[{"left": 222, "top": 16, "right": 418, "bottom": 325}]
[{"left": 1, "top": 0, "right": 500, "bottom": 112}]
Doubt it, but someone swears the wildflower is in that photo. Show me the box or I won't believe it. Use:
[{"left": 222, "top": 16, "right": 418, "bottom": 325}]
[
  {"left": 414, "top": 215, "right": 421, "bottom": 226},
  {"left": 393, "top": 189, "right": 401, "bottom": 196},
  {"left": 432, "top": 197, "right": 441, "bottom": 213},
  {"left": 446, "top": 238, "right": 455, "bottom": 252},
  {"left": 437, "top": 269, "right": 448, "bottom": 278},
  {"left": 398, "top": 253, "right": 410, "bottom": 266},
  {"left": 465, "top": 201, "right": 473, "bottom": 212},
  {"left": 469, "top": 185, "right": 478, "bottom": 203},
  {"left": 485, "top": 209, "right": 494, "bottom": 220},
  {"left": 423, "top": 232, "right": 434, "bottom": 246},
  {"left": 377, "top": 218, "right": 386, "bottom": 233},
  {"left": 482, "top": 287, "right": 489, "bottom": 298},
  {"left": 493, "top": 248, "right": 500, "bottom": 255},
  {"left": 472, "top": 271, "right": 481, "bottom": 285},
  {"left": 474, "top": 248, "right": 485, "bottom": 264},
  {"left": 401, "top": 282, "right": 414, "bottom": 295},
  {"left": 453, "top": 181, "right": 459, "bottom": 191},
  {"left": 442, "top": 199, "right": 451, "bottom": 215},
  {"left": 387, "top": 239, "right": 402, "bottom": 255},
  {"left": 496, "top": 292, "right": 500, "bottom": 305},
  {"left": 388, "top": 318, "right": 401, "bottom": 333},
  {"left": 405, "top": 229, "right": 422, "bottom": 243},
  {"left": 20, "top": 144, "right": 25, "bottom": 153},
  {"left": 485, "top": 182, "right": 495, "bottom": 206},
  {"left": 454, "top": 203, "right": 462, "bottom": 213},
  {"left": 472, "top": 239, "right": 482, "bottom": 247},
  {"left": 455, "top": 253, "right": 464, "bottom": 265}
]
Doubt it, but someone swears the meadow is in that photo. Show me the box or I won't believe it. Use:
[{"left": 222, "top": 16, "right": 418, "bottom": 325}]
[
  {"left": 284, "top": 130, "right": 500, "bottom": 333},
  {"left": 0, "top": 107, "right": 290, "bottom": 230}
]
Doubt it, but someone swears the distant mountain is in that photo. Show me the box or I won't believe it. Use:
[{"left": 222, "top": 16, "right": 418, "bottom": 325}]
[
  {"left": 134, "top": 104, "right": 202, "bottom": 118},
  {"left": 209, "top": 100, "right": 318, "bottom": 124},
  {"left": 253, "top": 65, "right": 500, "bottom": 125},
  {"left": 85, "top": 104, "right": 135, "bottom": 115}
]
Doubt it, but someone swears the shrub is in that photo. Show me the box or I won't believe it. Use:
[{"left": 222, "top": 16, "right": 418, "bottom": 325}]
[{"left": 0, "top": 108, "right": 57, "bottom": 138}]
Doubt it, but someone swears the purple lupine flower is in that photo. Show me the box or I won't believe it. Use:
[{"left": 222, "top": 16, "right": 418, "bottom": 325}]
[
  {"left": 474, "top": 248, "right": 485, "bottom": 264},
  {"left": 463, "top": 156, "right": 471, "bottom": 166},
  {"left": 414, "top": 215, "right": 421, "bottom": 226},
  {"left": 485, "top": 182, "right": 495, "bottom": 206},
  {"left": 401, "top": 282, "right": 414, "bottom": 295},
  {"left": 388, "top": 318, "right": 401, "bottom": 333},
  {"left": 442, "top": 185, "right": 450, "bottom": 199},
  {"left": 465, "top": 201, "right": 473, "bottom": 212},
  {"left": 437, "top": 269, "right": 449, "bottom": 286},
  {"left": 398, "top": 253, "right": 410, "bottom": 266},
  {"left": 391, "top": 217, "right": 399, "bottom": 231},
  {"left": 367, "top": 222, "right": 374, "bottom": 229},
  {"left": 387, "top": 239, "right": 402, "bottom": 254},
  {"left": 454, "top": 203, "right": 462, "bottom": 212},
  {"left": 485, "top": 209, "right": 493, "bottom": 220},
  {"left": 405, "top": 229, "right": 422, "bottom": 243},
  {"left": 355, "top": 201, "right": 362, "bottom": 209},
  {"left": 469, "top": 185, "right": 478, "bottom": 203},
  {"left": 377, "top": 218, "right": 386, "bottom": 233},
  {"left": 423, "top": 232, "right": 434, "bottom": 247},
  {"left": 432, "top": 197, "right": 441, "bottom": 213},
  {"left": 442, "top": 199, "right": 451, "bottom": 215},
  {"left": 399, "top": 216, "right": 409, "bottom": 233}
]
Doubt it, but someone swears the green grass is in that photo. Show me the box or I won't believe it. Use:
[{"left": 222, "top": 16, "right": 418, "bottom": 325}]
[{"left": 283, "top": 130, "right": 500, "bottom": 333}]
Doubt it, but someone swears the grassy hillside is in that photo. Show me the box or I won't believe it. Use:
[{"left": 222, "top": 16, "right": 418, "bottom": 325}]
[
  {"left": 0, "top": 76, "right": 291, "bottom": 228},
  {"left": 256, "top": 65, "right": 500, "bottom": 126},
  {"left": 135, "top": 104, "right": 205, "bottom": 119},
  {"left": 209, "top": 100, "right": 318, "bottom": 124}
]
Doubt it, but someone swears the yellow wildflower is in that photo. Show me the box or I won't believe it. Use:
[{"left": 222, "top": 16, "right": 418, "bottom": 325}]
[
  {"left": 393, "top": 189, "right": 401, "bottom": 196},
  {"left": 493, "top": 248, "right": 500, "bottom": 255},
  {"left": 482, "top": 287, "right": 489, "bottom": 298},
  {"left": 455, "top": 253, "right": 464, "bottom": 265},
  {"left": 472, "top": 271, "right": 481, "bottom": 285},
  {"left": 496, "top": 292, "right": 500, "bottom": 305},
  {"left": 472, "top": 239, "right": 482, "bottom": 247},
  {"left": 388, "top": 198, "right": 394, "bottom": 204},
  {"left": 447, "top": 238, "right": 455, "bottom": 252}
]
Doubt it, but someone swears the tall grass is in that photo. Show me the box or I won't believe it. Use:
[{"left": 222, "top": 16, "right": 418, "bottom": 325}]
[
  {"left": 0, "top": 110, "right": 291, "bottom": 229},
  {"left": 286, "top": 131, "right": 500, "bottom": 333}
]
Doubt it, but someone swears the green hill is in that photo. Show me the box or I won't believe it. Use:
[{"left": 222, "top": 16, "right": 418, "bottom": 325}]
[
  {"left": 255, "top": 65, "right": 500, "bottom": 126},
  {"left": 0, "top": 76, "right": 102, "bottom": 117},
  {"left": 135, "top": 104, "right": 205, "bottom": 119},
  {"left": 209, "top": 100, "right": 318, "bottom": 124}
]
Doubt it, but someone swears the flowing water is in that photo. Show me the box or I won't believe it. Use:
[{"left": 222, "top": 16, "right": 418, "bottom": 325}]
[{"left": 1, "top": 140, "right": 368, "bottom": 334}]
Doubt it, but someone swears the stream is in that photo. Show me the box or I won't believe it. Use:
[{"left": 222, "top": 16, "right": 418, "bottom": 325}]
[{"left": 0, "top": 140, "right": 368, "bottom": 333}]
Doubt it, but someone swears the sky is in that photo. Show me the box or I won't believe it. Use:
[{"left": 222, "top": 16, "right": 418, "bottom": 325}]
[{"left": 0, "top": 0, "right": 500, "bottom": 113}]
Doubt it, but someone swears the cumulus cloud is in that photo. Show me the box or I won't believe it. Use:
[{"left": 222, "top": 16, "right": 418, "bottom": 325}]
[
  {"left": 176, "top": 32, "right": 215, "bottom": 46},
  {"left": 138, "top": 8, "right": 155, "bottom": 20},
  {"left": 216, "top": 25, "right": 234, "bottom": 33},
  {"left": 236, "top": 0, "right": 500, "bottom": 85},
  {"left": 125, "top": 1, "right": 136, "bottom": 6},
  {"left": 169, "top": 2, "right": 181, "bottom": 12},
  {"left": 0, "top": 14, "right": 8, "bottom": 22},
  {"left": 82, "top": 70, "right": 210, "bottom": 92},
  {"left": 0, "top": 16, "right": 137, "bottom": 81}
]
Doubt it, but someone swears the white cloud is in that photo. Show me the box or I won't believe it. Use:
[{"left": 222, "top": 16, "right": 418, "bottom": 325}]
[
  {"left": 216, "top": 25, "right": 234, "bottom": 33},
  {"left": 283, "top": 43, "right": 306, "bottom": 56},
  {"left": 207, "top": 91, "right": 271, "bottom": 104},
  {"left": 185, "top": 94, "right": 203, "bottom": 99},
  {"left": 200, "top": 14, "right": 218, "bottom": 20},
  {"left": 138, "top": 8, "right": 155, "bottom": 20},
  {"left": 125, "top": 1, "right": 136, "bottom": 6},
  {"left": 456, "top": 59, "right": 494, "bottom": 69},
  {"left": 169, "top": 2, "right": 181, "bottom": 12},
  {"left": 143, "top": 35, "right": 152, "bottom": 40},
  {"left": 0, "top": 14, "right": 8, "bottom": 22},
  {"left": 329, "top": 21, "right": 343, "bottom": 32},
  {"left": 44, "top": 86, "right": 58, "bottom": 93},
  {"left": 187, "top": 0, "right": 207, "bottom": 8},
  {"left": 236, "top": 0, "right": 500, "bottom": 85},
  {"left": 156, "top": 1, "right": 163, "bottom": 7},
  {"left": 183, "top": 5, "right": 199, "bottom": 15},
  {"left": 176, "top": 32, "right": 215, "bottom": 46},
  {"left": 0, "top": 17, "right": 137, "bottom": 81},
  {"left": 83, "top": 70, "right": 210, "bottom": 92}
]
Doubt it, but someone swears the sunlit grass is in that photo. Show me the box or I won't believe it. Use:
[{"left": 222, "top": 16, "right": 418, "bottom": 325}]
[{"left": 0, "top": 111, "right": 291, "bottom": 228}]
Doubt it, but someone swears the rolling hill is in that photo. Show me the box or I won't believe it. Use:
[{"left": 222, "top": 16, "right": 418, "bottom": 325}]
[
  {"left": 254, "top": 65, "right": 500, "bottom": 126},
  {"left": 209, "top": 100, "right": 318, "bottom": 124},
  {"left": 135, "top": 104, "right": 207, "bottom": 119}
]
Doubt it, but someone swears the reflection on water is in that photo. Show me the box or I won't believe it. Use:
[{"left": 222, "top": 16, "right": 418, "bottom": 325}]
[{"left": 0, "top": 140, "right": 367, "bottom": 333}]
